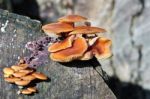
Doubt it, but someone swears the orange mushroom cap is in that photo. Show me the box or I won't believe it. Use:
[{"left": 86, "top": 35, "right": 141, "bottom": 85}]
[
  {"left": 13, "top": 72, "right": 28, "bottom": 77},
  {"left": 27, "top": 87, "right": 37, "bottom": 92},
  {"left": 42, "top": 23, "right": 74, "bottom": 34},
  {"left": 21, "top": 75, "right": 36, "bottom": 81},
  {"left": 48, "top": 35, "right": 75, "bottom": 52},
  {"left": 69, "top": 26, "right": 106, "bottom": 35},
  {"left": 92, "top": 37, "right": 112, "bottom": 59},
  {"left": 5, "top": 77, "right": 21, "bottom": 83},
  {"left": 32, "top": 72, "right": 47, "bottom": 80},
  {"left": 15, "top": 80, "right": 31, "bottom": 86},
  {"left": 3, "top": 67, "right": 15, "bottom": 75},
  {"left": 50, "top": 37, "right": 88, "bottom": 62},
  {"left": 58, "top": 15, "right": 87, "bottom": 23},
  {"left": 21, "top": 89, "right": 32, "bottom": 95}
]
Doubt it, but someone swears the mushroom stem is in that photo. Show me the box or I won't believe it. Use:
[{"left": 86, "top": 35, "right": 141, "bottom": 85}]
[
  {"left": 84, "top": 21, "right": 91, "bottom": 26},
  {"left": 68, "top": 22, "right": 74, "bottom": 27}
]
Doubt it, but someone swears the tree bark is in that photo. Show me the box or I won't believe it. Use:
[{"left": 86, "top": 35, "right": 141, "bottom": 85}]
[{"left": 0, "top": 9, "right": 116, "bottom": 99}]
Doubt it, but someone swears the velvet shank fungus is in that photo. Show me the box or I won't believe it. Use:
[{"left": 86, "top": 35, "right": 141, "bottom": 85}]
[
  {"left": 42, "top": 22, "right": 74, "bottom": 35},
  {"left": 92, "top": 37, "right": 112, "bottom": 59},
  {"left": 20, "top": 89, "right": 33, "bottom": 95},
  {"left": 48, "top": 35, "right": 75, "bottom": 52},
  {"left": 4, "top": 77, "right": 21, "bottom": 83},
  {"left": 3, "top": 59, "right": 48, "bottom": 95},
  {"left": 58, "top": 15, "right": 87, "bottom": 23},
  {"left": 50, "top": 37, "right": 88, "bottom": 62},
  {"left": 42, "top": 14, "right": 112, "bottom": 62}
]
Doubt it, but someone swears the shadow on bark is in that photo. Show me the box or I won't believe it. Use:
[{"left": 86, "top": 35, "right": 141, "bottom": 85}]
[{"left": 107, "top": 77, "right": 149, "bottom": 99}]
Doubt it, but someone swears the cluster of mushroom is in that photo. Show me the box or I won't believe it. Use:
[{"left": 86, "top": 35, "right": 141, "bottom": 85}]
[
  {"left": 42, "top": 15, "right": 112, "bottom": 62},
  {"left": 3, "top": 59, "right": 47, "bottom": 95}
]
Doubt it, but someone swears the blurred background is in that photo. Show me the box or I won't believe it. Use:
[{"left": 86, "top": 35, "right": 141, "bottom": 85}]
[{"left": 0, "top": 0, "right": 150, "bottom": 99}]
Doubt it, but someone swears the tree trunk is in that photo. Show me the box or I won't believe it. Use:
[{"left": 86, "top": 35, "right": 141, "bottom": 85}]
[{"left": 0, "top": 9, "right": 116, "bottom": 99}]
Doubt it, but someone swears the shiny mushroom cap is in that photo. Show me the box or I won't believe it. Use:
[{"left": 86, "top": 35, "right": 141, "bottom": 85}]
[
  {"left": 13, "top": 72, "right": 29, "bottom": 77},
  {"left": 50, "top": 37, "right": 88, "bottom": 62},
  {"left": 58, "top": 15, "right": 87, "bottom": 23},
  {"left": 42, "top": 23, "right": 74, "bottom": 35},
  {"left": 92, "top": 37, "right": 112, "bottom": 59},
  {"left": 19, "top": 69, "right": 34, "bottom": 74},
  {"left": 21, "top": 89, "right": 32, "bottom": 95},
  {"left": 27, "top": 87, "right": 37, "bottom": 92},
  {"left": 32, "top": 72, "right": 47, "bottom": 80},
  {"left": 69, "top": 26, "right": 106, "bottom": 35},
  {"left": 5, "top": 77, "right": 21, "bottom": 83},
  {"left": 21, "top": 75, "right": 36, "bottom": 81},
  {"left": 4, "top": 74, "right": 11, "bottom": 78},
  {"left": 48, "top": 35, "right": 75, "bottom": 52},
  {"left": 15, "top": 80, "right": 31, "bottom": 86},
  {"left": 11, "top": 64, "right": 28, "bottom": 71},
  {"left": 3, "top": 68, "right": 15, "bottom": 75}
]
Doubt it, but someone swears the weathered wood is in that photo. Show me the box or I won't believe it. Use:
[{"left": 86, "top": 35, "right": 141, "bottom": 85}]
[
  {"left": 72, "top": 0, "right": 150, "bottom": 89},
  {"left": 35, "top": 0, "right": 150, "bottom": 98},
  {"left": 0, "top": 9, "right": 116, "bottom": 99}
]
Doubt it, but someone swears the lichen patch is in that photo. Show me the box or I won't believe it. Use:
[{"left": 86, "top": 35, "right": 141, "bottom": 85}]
[{"left": 1, "top": 20, "right": 9, "bottom": 33}]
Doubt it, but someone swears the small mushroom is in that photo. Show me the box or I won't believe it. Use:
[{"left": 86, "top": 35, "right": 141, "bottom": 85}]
[
  {"left": 21, "top": 75, "right": 36, "bottom": 81},
  {"left": 20, "top": 89, "right": 32, "bottom": 95},
  {"left": 27, "top": 87, "right": 37, "bottom": 92},
  {"left": 11, "top": 65, "right": 28, "bottom": 71},
  {"left": 3, "top": 67, "right": 15, "bottom": 75},
  {"left": 32, "top": 72, "right": 47, "bottom": 80},
  {"left": 48, "top": 35, "right": 75, "bottom": 52},
  {"left": 15, "top": 80, "right": 31, "bottom": 86},
  {"left": 50, "top": 37, "right": 88, "bottom": 62},
  {"left": 92, "top": 37, "right": 112, "bottom": 59},
  {"left": 42, "top": 23, "right": 74, "bottom": 35},
  {"left": 4, "top": 74, "right": 11, "bottom": 78},
  {"left": 19, "top": 69, "right": 34, "bottom": 74},
  {"left": 58, "top": 15, "right": 87, "bottom": 23},
  {"left": 5, "top": 77, "right": 21, "bottom": 83},
  {"left": 69, "top": 26, "right": 106, "bottom": 35},
  {"left": 13, "top": 72, "right": 29, "bottom": 77}
]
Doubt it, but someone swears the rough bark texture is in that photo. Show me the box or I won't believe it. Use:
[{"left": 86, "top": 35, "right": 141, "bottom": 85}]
[
  {"left": 0, "top": 9, "right": 116, "bottom": 99},
  {"left": 35, "top": 0, "right": 150, "bottom": 98},
  {"left": 36, "top": 0, "right": 150, "bottom": 89},
  {"left": 72, "top": 0, "right": 150, "bottom": 99},
  {"left": 1, "top": 0, "right": 150, "bottom": 98}
]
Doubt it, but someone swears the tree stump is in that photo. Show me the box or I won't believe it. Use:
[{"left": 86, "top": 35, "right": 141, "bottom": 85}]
[{"left": 0, "top": 9, "right": 116, "bottom": 99}]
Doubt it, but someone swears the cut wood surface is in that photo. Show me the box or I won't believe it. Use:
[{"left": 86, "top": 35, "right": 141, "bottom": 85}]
[{"left": 0, "top": 9, "right": 116, "bottom": 99}]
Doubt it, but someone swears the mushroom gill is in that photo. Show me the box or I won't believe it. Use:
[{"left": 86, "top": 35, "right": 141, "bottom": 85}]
[
  {"left": 48, "top": 35, "right": 75, "bottom": 52},
  {"left": 50, "top": 37, "right": 88, "bottom": 62}
]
